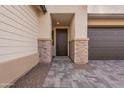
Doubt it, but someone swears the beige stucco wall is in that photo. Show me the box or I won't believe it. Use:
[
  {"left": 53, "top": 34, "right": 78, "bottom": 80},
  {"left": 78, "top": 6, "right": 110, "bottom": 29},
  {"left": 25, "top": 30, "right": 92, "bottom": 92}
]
[
  {"left": 69, "top": 16, "right": 75, "bottom": 41},
  {"left": 38, "top": 13, "right": 52, "bottom": 39},
  {"left": 88, "top": 18, "right": 124, "bottom": 27},
  {"left": 42, "top": 5, "right": 88, "bottom": 40},
  {"left": 88, "top": 5, "right": 124, "bottom": 14},
  {"left": 75, "top": 6, "right": 87, "bottom": 39}
]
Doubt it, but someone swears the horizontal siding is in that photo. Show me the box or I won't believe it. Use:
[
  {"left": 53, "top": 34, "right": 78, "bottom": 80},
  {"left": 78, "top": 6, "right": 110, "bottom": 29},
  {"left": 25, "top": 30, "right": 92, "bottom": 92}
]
[{"left": 0, "top": 5, "right": 40, "bottom": 63}]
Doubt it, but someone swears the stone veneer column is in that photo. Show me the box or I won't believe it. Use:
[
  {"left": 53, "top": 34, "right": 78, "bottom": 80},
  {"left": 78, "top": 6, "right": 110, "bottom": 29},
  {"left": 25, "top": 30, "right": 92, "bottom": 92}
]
[
  {"left": 69, "top": 38, "right": 89, "bottom": 64},
  {"left": 38, "top": 39, "right": 52, "bottom": 63}
]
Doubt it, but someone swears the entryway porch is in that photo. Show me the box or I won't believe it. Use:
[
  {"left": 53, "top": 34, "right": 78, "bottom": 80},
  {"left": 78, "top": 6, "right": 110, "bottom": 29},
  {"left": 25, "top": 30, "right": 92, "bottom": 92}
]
[{"left": 11, "top": 56, "right": 124, "bottom": 88}]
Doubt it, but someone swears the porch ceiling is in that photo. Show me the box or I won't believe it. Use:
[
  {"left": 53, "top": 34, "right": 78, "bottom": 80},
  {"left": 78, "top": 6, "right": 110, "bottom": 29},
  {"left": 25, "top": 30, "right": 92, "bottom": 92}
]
[{"left": 51, "top": 13, "right": 74, "bottom": 26}]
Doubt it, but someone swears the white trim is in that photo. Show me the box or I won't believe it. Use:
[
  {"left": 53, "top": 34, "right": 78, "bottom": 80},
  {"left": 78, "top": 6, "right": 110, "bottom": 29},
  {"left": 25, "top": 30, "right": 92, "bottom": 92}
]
[{"left": 53, "top": 26, "right": 69, "bottom": 56}]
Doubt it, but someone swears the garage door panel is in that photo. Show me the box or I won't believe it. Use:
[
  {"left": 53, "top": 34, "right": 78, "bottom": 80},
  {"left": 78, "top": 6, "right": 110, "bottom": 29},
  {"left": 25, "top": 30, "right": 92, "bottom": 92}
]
[
  {"left": 89, "top": 53, "right": 117, "bottom": 59},
  {"left": 88, "top": 30, "right": 117, "bottom": 36},
  {"left": 90, "top": 48, "right": 124, "bottom": 54},
  {"left": 117, "top": 33, "right": 124, "bottom": 36},
  {"left": 117, "top": 37, "right": 124, "bottom": 41},
  {"left": 89, "top": 56, "right": 117, "bottom": 60},
  {"left": 89, "top": 41, "right": 119, "bottom": 47},
  {"left": 89, "top": 36, "right": 117, "bottom": 41},
  {"left": 89, "top": 48, "right": 117, "bottom": 54},
  {"left": 115, "top": 48, "right": 124, "bottom": 54},
  {"left": 89, "top": 31, "right": 117, "bottom": 36},
  {"left": 89, "top": 27, "right": 124, "bottom": 59},
  {"left": 90, "top": 35, "right": 117, "bottom": 38},
  {"left": 116, "top": 29, "right": 124, "bottom": 34},
  {"left": 117, "top": 41, "right": 124, "bottom": 45}
]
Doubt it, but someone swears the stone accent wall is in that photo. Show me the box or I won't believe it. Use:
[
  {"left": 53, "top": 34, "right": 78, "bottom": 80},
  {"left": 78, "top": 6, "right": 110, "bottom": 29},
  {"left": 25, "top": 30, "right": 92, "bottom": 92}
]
[
  {"left": 38, "top": 40, "right": 52, "bottom": 63},
  {"left": 69, "top": 39, "right": 89, "bottom": 64}
]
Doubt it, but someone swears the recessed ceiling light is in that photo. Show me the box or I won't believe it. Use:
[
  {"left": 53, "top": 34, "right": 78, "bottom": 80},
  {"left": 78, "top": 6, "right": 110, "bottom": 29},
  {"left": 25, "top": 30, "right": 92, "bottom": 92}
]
[{"left": 56, "top": 22, "right": 59, "bottom": 25}]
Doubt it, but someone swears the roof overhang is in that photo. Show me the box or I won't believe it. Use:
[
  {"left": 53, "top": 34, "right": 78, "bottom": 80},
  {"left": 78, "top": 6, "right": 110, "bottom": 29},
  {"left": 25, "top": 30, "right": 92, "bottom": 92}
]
[{"left": 40, "top": 5, "right": 47, "bottom": 14}]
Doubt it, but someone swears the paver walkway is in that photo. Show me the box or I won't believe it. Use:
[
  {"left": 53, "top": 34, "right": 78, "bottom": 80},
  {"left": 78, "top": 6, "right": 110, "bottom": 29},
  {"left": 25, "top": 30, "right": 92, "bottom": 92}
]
[
  {"left": 11, "top": 56, "right": 124, "bottom": 88},
  {"left": 43, "top": 56, "right": 124, "bottom": 88}
]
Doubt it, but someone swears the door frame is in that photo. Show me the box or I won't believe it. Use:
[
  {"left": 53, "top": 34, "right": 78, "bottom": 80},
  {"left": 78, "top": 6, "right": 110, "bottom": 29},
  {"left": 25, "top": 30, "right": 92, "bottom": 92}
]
[{"left": 53, "top": 26, "right": 69, "bottom": 56}]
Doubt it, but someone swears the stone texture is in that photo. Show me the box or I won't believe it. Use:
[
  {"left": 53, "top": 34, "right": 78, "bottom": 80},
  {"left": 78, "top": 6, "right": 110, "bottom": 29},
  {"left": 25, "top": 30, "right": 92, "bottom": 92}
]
[
  {"left": 10, "top": 57, "right": 124, "bottom": 88},
  {"left": 69, "top": 39, "right": 88, "bottom": 64},
  {"left": 43, "top": 57, "right": 124, "bottom": 88},
  {"left": 38, "top": 40, "right": 52, "bottom": 63},
  {"left": 75, "top": 40, "right": 88, "bottom": 64}
]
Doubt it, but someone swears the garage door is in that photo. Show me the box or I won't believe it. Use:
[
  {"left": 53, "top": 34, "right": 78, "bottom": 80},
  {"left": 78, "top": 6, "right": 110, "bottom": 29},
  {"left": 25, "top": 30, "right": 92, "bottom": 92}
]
[{"left": 88, "top": 27, "right": 124, "bottom": 60}]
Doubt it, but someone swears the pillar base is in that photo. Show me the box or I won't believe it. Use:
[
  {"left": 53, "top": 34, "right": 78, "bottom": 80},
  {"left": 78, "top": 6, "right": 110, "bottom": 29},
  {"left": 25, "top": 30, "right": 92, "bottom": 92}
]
[
  {"left": 38, "top": 39, "right": 52, "bottom": 63},
  {"left": 69, "top": 38, "right": 89, "bottom": 64}
]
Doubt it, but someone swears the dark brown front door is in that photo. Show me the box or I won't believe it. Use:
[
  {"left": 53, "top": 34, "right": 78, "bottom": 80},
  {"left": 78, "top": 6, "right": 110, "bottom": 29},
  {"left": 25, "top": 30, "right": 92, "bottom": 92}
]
[{"left": 56, "top": 29, "right": 68, "bottom": 56}]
